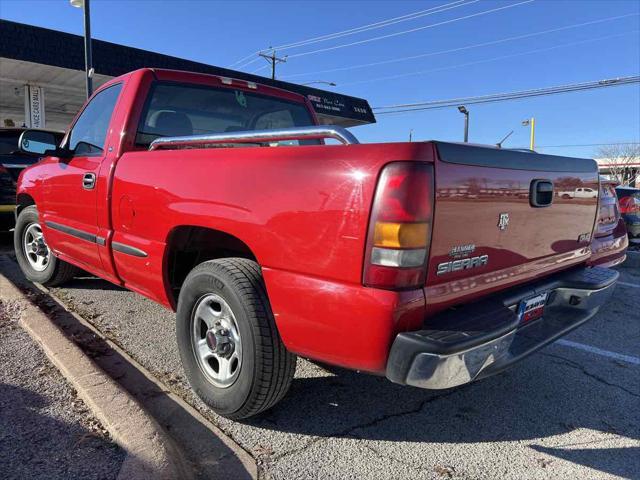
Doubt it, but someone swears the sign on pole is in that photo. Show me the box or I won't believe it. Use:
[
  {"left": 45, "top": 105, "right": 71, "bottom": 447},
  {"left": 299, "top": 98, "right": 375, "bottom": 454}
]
[{"left": 24, "top": 85, "right": 45, "bottom": 128}]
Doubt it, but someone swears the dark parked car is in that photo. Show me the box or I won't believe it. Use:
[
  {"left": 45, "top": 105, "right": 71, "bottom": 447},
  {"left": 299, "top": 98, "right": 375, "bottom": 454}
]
[
  {"left": 0, "top": 128, "right": 64, "bottom": 230},
  {"left": 616, "top": 186, "right": 640, "bottom": 243}
]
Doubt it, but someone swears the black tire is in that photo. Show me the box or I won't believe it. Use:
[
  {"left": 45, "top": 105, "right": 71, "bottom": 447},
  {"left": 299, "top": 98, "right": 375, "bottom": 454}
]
[
  {"left": 176, "top": 258, "right": 296, "bottom": 420},
  {"left": 14, "top": 206, "right": 79, "bottom": 286}
]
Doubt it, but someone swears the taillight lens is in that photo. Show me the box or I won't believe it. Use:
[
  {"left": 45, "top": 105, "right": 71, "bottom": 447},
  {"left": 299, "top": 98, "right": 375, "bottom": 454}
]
[
  {"left": 363, "top": 162, "right": 434, "bottom": 290},
  {"left": 596, "top": 183, "right": 620, "bottom": 236},
  {"left": 619, "top": 195, "right": 640, "bottom": 214}
]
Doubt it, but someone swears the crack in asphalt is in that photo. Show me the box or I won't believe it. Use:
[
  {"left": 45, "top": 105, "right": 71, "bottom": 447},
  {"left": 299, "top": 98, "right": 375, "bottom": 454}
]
[
  {"left": 541, "top": 351, "right": 640, "bottom": 399},
  {"left": 271, "top": 387, "right": 464, "bottom": 462}
]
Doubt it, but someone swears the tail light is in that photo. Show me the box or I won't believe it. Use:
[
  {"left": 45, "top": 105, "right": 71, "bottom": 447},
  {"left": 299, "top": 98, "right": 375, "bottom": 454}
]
[
  {"left": 363, "top": 162, "right": 434, "bottom": 290},
  {"left": 619, "top": 195, "right": 640, "bottom": 214},
  {"left": 595, "top": 182, "right": 620, "bottom": 236},
  {"left": 0, "top": 164, "right": 7, "bottom": 175}
]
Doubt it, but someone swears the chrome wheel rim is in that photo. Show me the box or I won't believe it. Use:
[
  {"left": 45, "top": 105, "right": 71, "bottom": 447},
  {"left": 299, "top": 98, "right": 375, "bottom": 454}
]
[
  {"left": 191, "top": 293, "right": 242, "bottom": 388},
  {"left": 23, "top": 223, "right": 50, "bottom": 272}
]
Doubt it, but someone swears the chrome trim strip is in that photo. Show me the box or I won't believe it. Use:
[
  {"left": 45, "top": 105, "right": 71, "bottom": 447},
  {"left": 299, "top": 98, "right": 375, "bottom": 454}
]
[
  {"left": 45, "top": 221, "right": 105, "bottom": 245},
  {"left": 112, "top": 241, "right": 148, "bottom": 258},
  {"left": 149, "top": 125, "right": 359, "bottom": 151},
  {"left": 1, "top": 164, "right": 30, "bottom": 168}
]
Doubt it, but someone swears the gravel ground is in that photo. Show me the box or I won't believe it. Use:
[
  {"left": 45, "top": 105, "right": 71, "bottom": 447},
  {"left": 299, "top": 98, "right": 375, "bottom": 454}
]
[
  {"left": 42, "top": 265, "right": 640, "bottom": 480},
  {"left": 0, "top": 298, "right": 125, "bottom": 480}
]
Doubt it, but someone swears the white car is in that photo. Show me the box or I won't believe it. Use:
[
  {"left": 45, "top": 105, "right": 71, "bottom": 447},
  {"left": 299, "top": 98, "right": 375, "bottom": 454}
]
[{"left": 559, "top": 187, "right": 598, "bottom": 199}]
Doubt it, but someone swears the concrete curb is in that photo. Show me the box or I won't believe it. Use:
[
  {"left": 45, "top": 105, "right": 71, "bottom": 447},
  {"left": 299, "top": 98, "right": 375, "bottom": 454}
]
[
  {"left": 44, "top": 292, "right": 259, "bottom": 479},
  {"left": 623, "top": 250, "right": 640, "bottom": 268},
  {"left": 0, "top": 268, "right": 193, "bottom": 480}
]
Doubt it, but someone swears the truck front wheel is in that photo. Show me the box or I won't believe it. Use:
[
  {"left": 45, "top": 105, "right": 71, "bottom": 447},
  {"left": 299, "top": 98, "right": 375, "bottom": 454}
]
[
  {"left": 14, "top": 206, "right": 79, "bottom": 286},
  {"left": 176, "top": 258, "right": 296, "bottom": 420}
]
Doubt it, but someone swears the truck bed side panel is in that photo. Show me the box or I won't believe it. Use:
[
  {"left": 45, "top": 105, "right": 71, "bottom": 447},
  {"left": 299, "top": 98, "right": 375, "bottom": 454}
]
[{"left": 109, "top": 142, "right": 435, "bottom": 307}]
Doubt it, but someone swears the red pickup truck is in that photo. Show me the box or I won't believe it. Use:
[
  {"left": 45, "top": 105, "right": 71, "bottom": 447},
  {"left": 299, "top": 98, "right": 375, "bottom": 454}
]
[{"left": 14, "top": 68, "right": 618, "bottom": 420}]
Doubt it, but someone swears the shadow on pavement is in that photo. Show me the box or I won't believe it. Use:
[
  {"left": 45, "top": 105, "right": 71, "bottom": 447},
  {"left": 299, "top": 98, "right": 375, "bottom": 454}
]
[
  {"left": 250, "top": 356, "right": 639, "bottom": 445},
  {"left": 63, "top": 276, "right": 127, "bottom": 292},
  {"left": 0, "top": 383, "right": 124, "bottom": 480},
  {"left": 530, "top": 445, "right": 640, "bottom": 479},
  {"left": 0, "top": 262, "right": 255, "bottom": 480}
]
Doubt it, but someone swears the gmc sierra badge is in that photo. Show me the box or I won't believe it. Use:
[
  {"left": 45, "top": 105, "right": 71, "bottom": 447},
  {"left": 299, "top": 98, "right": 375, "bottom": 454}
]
[{"left": 437, "top": 255, "right": 489, "bottom": 275}]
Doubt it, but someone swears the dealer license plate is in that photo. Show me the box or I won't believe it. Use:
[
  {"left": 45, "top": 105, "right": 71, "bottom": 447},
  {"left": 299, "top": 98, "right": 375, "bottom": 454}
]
[{"left": 517, "top": 292, "right": 549, "bottom": 324}]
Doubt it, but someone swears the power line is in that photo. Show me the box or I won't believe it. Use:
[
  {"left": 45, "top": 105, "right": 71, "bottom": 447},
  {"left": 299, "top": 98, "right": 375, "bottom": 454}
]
[
  {"left": 227, "top": 0, "right": 473, "bottom": 68},
  {"left": 286, "top": 0, "right": 535, "bottom": 60},
  {"left": 534, "top": 142, "right": 640, "bottom": 148},
  {"left": 375, "top": 74, "right": 640, "bottom": 109},
  {"left": 341, "top": 30, "right": 638, "bottom": 87},
  {"left": 282, "top": 12, "right": 639, "bottom": 79},
  {"left": 374, "top": 75, "right": 640, "bottom": 114},
  {"left": 272, "top": 0, "right": 474, "bottom": 51},
  {"left": 233, "top": 56, "right": 263, "bottom": 71},
  {"left": 249, "top": 64, "right": 270, "bottom": 74}
]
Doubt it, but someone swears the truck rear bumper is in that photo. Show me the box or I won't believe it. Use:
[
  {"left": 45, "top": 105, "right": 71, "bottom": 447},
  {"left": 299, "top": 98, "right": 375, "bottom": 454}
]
[{"left": 386, "top": 266, "right": 618, "bottom": 389}]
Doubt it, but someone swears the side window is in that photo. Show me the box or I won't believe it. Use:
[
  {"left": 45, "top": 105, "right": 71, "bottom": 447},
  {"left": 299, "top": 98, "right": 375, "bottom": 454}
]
[{"left": 69, "top": 84, "right": 122, "bottom": 155}]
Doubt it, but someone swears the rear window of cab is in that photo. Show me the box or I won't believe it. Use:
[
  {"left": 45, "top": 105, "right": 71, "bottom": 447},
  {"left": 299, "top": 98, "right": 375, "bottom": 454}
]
[{"left": 136, "top": 82, "right": 319, "bottom": 147}]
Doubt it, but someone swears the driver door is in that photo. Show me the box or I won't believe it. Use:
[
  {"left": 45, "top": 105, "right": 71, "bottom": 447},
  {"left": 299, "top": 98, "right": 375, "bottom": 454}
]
[{"left": 41, "top": 83, "right": 122, "bottom": 275}]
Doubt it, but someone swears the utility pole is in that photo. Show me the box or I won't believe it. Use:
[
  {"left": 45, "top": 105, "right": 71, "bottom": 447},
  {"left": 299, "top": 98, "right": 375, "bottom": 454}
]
[
  {"left": 409, "top": 129, "right": 413, "bottom": 142},
  {"left": 522, "top": 117, "right": 536, "bottom": 150},
  {"left": 259, "top": 50, "right": 287, "bottom": 80}
]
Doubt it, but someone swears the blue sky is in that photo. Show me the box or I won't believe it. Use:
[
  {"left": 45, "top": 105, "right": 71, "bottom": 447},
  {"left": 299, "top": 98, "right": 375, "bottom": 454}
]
[{"left": 2, "top": 0, "right": 639, "bottom": 157}]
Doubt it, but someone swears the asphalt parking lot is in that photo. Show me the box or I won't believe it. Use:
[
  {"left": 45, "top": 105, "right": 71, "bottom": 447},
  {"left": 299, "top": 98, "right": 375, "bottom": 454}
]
[{"left": 1, "top": 233, "right": 638, "bottom": 479}]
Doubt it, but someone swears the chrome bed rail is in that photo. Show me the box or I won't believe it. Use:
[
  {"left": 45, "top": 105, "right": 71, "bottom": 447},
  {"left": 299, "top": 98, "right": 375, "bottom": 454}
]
[{"left": 149, "top": 125, "right": 359, "bottom": 151}]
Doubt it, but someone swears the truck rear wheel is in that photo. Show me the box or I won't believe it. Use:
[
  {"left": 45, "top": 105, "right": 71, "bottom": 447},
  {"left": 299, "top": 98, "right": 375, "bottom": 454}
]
[
  {"left": 14, "top": 206, "right": 79, "bottom": 286},
  {"left": 176, "top": 258, "right": 296, "bottom": 420}
]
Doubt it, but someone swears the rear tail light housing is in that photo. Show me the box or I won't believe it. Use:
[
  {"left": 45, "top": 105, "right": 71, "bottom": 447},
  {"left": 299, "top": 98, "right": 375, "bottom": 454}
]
[
  {"left": 595, "top": 182, "right": 621, "bottom": 237},
  {"left": 619, "top": 195, "right": 640, "bottom": 215},
  {"left": 363, "top": 162, "right": 434, "bottom": 290}
]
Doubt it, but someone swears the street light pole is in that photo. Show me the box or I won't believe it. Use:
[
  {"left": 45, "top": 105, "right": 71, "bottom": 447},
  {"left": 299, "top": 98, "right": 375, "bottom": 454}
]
[
  {"left": 458, "top": 105, "right": 469, "bottom": 142},
  {"left": 71, "top": 0, "right": 93, "bottom": 98},
  {"left": 522, "top": 117, "right": 536, "bottom": 150}
]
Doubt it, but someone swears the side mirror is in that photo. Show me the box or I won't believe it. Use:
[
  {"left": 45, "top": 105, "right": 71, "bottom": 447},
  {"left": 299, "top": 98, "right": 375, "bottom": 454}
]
[{"left": 19, "top": 129, "right": 64, "bottom": 156}]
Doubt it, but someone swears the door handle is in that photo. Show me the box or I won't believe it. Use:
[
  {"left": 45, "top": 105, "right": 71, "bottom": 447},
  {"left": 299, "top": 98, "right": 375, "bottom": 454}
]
[
  {"left": 530, "top": 179, "right": 553, "bottom": 207},
  {"left": 82, "top": 172, "right": 96, "bottom": 190}
]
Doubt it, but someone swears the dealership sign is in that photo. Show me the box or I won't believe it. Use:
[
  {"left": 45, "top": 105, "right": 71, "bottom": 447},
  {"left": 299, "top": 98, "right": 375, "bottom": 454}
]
[{"left": 24, "top": 85, "right": 45, "bottom": 128}]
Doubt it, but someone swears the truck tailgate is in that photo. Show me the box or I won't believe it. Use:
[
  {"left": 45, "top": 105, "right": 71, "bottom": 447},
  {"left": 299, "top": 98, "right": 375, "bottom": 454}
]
[{"left": 425, "top": 142, "right": 599, "bottom": 311}]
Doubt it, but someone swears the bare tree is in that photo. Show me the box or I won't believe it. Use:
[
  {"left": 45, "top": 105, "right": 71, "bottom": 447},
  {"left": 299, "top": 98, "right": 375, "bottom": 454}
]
[{"left": 597, "top": 143, "right": 640, "bottom": 186}]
